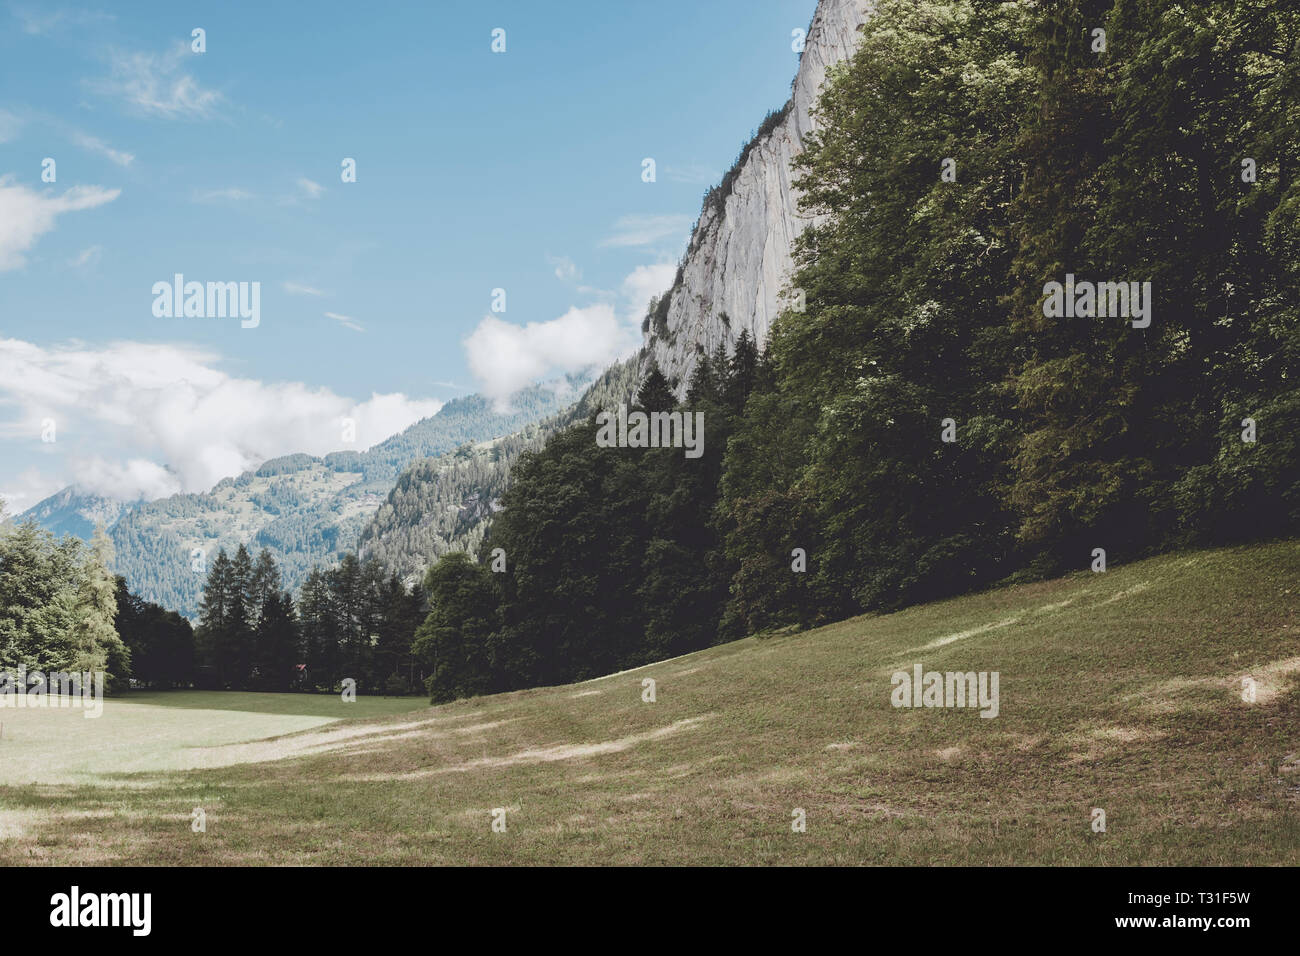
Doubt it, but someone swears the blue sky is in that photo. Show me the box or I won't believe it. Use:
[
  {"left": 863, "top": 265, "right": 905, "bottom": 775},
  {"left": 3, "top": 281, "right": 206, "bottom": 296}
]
[{"left": 0, "top": 0, "right": 818, "bottom": 511}]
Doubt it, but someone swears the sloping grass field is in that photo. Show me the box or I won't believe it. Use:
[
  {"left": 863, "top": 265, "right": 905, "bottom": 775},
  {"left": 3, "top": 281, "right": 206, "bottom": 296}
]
[{"left": 1, "top": 540, "right": 1296, "bottom": 865}]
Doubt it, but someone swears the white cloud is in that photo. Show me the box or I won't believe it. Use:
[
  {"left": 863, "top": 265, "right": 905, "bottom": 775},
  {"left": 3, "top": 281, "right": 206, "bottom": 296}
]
[
  {"left": 465, "top": 305, "right": 631, "bottom": 408},
  {"left": 622, "top": 262, "right": 677, "bottom": 318},
  {"left": 70, "top": 244, "right": 102, "bottom": 268},
  {"left": 92, "top": 44, "right": 223, "bottom": 119},
  {"left": 0, "top": 109, "right": 23, "bottom": 144},
  {"left": 548, "top": 255, "right": 579, "bottom": 281},
  {"left": 12, "top": 6, "right": 114, "bottom": 36},
  {"left": 462, "top": 261, "right": 678, "bottom": 405},
  {"left": 283, "top": 281, "right": 324, "bottom": 296},
  {"left": 70, "top": 457, "right": 177, "bottom": 502},
  {"left": 0, "top": 467, "right": 66, "bottom": 517},
  {"left": 0, "top": 177, "right": 121, "bottom": 271},
  {"left": 325, "top": 311, "right": 364, "bottom": 332},
  {"left": 69, "top": 130, "right": 134, "bottom": 166},
  {"left": 0, "top": 338, "right": 442, "bottom": 502},
  {"left": 194, "top": 186, "right": 253, "bottom": 203},
  {"left": 277, "top": 178, "right": 325, "bottom": 206},
  {"left": 599, "top": 213, "right": 693, "bottom": 248}
]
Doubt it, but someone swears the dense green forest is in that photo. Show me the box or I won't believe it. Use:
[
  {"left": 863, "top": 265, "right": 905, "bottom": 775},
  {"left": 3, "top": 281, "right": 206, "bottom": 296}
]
[
  {"left": 415, "top": 342, "right": 758, "bottom": 699},
  {"left": 112, "top": 574, "right": 194, "bottom": 688},
  {"left": 408, "top": 0, "right": 1300, "bottom": 702},
  {"left": 0, "top": 505, "right": 189, "bottom": 692},
  {"left": 194, "top": 545, "right": 425, "bottom": 693}
]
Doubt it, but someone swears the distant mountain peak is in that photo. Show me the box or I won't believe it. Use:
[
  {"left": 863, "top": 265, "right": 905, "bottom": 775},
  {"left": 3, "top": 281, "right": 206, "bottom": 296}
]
[{"left": 18, "top": 487, "right": 137, "bottom": 541}]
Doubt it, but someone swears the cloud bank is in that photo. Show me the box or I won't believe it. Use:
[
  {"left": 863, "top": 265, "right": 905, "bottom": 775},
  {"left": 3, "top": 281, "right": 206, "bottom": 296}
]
[
  {"left": 464, "top": 261, "right": 677, "bottom": 407},
  {"left": 465, "top": 305, "right": 624, "bottom": 408},
  {"left": 0, "top": 338, "right": 443, "bottom": 504}
]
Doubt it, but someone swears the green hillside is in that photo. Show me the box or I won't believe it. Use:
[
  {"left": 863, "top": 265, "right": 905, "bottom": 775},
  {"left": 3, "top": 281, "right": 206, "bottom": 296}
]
[
  {"left": 2, "top": 539, "right": 1294, "bottom": 865},
  {"left": 99, "top": 384, "right": 574, "bottom": 617},
  {"left": 357, "top": 358, "right": 640, "bottom": 583}
]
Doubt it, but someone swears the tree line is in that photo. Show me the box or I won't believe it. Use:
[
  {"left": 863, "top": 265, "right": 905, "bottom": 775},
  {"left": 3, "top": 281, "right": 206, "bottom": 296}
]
[
  {"left": 414, "top": 338, "right": 760, "bottom": 701},
  {"left": 0, "top": 507, "right": 189, "bottom": 692},
  {"left": 195, "top": 545, "right": 425, "bottom": 693},
  {"left": 2, "top": 498, "right": 431, "bottom": 697}
]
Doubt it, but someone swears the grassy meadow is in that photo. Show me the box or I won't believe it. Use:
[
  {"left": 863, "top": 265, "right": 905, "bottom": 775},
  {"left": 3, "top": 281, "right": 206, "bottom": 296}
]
[{"left": 1, "top": 540, "right": 1297, "bottom": 865}]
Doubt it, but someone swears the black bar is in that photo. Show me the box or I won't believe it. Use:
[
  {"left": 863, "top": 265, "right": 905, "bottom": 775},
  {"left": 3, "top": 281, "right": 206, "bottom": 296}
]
[{"left": 7, "top": 866, "right": 1286, "bottom": 941}]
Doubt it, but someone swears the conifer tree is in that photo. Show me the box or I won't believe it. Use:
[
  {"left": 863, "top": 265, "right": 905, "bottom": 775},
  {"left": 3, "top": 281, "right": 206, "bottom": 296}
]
[
  {"left": 253, "top": 591, "right": 299, "bottom": 691},
  {"left": 69, "top": 525, "right": 130, "bottom": 691},
  {"left": 197, "top": 548, "right": 232, "bottom": 687},
  {"left": 635, "top": 360, "right": 676, "bottom": 412}
]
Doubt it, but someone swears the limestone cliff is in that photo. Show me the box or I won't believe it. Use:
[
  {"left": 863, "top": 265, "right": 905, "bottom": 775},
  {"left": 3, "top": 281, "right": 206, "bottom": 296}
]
[{"left": 640, "top": 0, "right": 872, "bottom": 395}]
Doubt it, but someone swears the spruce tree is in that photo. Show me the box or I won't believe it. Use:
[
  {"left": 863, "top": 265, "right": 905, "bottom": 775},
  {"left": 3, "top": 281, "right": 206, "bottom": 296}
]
[
  {"left": 635, "top": 361, "right": 676, "bottom": 412},
  {"left": 69, "top": 525, "right": 130, "bottom": 691},
  {"left": 249, "top": 549, "right": 281, "bottom": 626},
  {"left": 253, "top": 591, "right": 299, "bottom": 691},
  {"left": 225, "top": 545, "right": 255, "bottom": 688},
  {"left": 298, "top": 568, "right": 337, "bottom": 691},
  {"left": 725, "top": 329, "right": 759, "bottom": 412},
  {"left": 197, "top": 548, "right": 232, "bottom": 687}
]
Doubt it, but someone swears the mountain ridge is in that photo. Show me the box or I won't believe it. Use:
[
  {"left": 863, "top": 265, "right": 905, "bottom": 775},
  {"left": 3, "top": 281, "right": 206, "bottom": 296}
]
[
  {"left": 20, "top": 383, "right": 578, "bottom": 617},
  {"left": 16, "top": 487, "right": 137, "bottom": 541},
  {"left": 357, "top": 359, "right": 640, "bottom": 584}
]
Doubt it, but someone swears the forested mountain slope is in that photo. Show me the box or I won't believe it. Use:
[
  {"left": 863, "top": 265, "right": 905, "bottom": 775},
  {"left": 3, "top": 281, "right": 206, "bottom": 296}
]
[
  {"left": 88, "top": 384, "right": 573, "bottom": 617},
  {"left": 358, "top": 360, "right": 640, "bottom": 583}
]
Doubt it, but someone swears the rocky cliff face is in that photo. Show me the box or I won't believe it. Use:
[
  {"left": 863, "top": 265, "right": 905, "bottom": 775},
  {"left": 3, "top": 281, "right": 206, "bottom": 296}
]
[{"left": 641, "top": 0, "right": 872, "bottom": 394}]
